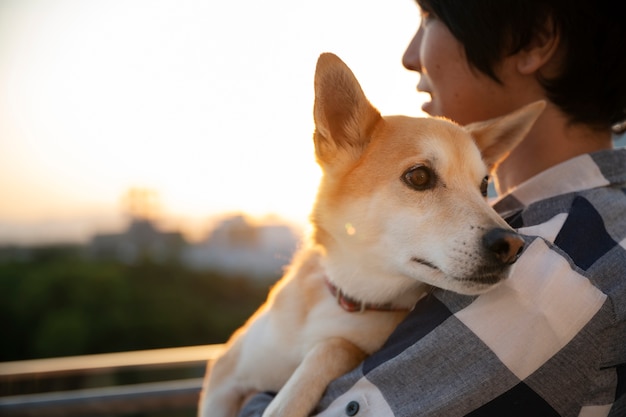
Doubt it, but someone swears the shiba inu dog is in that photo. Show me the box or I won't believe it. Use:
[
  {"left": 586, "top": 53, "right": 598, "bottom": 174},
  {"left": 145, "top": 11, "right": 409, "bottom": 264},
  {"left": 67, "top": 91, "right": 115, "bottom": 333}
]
[{"left": 198, "top": 53, "right": 545, "bottom": 417}]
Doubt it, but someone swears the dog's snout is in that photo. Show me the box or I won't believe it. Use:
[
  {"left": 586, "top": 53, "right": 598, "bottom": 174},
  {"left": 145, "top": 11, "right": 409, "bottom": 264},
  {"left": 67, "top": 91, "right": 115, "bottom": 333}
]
[{"left": 482, "top": 228, "right": 525, "bottom": 265}]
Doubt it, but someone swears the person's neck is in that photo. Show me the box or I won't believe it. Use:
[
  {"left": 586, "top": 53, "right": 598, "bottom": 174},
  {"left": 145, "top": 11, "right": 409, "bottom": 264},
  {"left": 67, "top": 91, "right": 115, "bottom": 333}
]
[{"left": 493, "top": 104, "right": 613, "bottom": 195}]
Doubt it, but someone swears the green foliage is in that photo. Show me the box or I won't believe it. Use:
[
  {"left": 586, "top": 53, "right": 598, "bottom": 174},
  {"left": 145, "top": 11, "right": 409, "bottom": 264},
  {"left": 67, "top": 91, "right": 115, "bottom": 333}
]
[{"left": 0, "top": 250, "right": 272, "bottom": 361}]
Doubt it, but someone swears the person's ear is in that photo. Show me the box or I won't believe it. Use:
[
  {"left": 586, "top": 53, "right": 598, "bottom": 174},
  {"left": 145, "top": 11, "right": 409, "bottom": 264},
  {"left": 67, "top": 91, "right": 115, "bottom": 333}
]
[{"left": 516, "top": 18, "right": 560, "bottom": 75}]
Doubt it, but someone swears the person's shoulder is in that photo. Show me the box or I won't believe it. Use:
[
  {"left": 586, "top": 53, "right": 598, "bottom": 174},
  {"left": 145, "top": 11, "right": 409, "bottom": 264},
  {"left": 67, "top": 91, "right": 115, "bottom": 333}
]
[
  {"left": 519, "top": 186, "right": 626, "bottom": 305},
  {"left": 588, "top": 146, "right": 626, "bottom": 184}
]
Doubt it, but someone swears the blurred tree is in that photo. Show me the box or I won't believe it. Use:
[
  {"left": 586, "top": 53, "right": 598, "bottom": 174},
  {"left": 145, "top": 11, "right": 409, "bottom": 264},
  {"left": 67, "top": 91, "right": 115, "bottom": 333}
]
[{"left": 0, "top": 252, "right": 271, "bottom": 361}]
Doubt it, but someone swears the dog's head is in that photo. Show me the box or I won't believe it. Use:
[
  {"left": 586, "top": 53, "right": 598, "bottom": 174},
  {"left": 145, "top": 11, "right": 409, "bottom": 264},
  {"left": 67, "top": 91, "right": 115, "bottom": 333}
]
[{"left": 310, "top": 53, "right": 544, "bottom": 305}]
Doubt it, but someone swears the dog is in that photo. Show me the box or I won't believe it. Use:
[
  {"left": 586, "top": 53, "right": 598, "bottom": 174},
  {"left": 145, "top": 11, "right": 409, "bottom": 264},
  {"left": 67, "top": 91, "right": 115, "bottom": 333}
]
[{"left": 198, "top": 52, "right": 545, "bottom": 417}]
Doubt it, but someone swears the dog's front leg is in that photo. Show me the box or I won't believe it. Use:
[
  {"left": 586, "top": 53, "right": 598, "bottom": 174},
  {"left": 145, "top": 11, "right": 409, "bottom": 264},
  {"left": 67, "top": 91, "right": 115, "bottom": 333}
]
[
  {"left": 198, "top": 335, "right": 248, "bottom": 417},
  {"left": 261, "top": 337, "right": 367, "bottom": 417}
]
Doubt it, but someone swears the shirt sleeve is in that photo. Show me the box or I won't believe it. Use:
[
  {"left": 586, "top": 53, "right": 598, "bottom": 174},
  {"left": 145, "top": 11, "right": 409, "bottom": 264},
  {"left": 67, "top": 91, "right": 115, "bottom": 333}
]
[
  {"left": 240, "top": 236, "right": 622, "bottom": 416},
  {"left": 238, "top": 392, "right": 275, "bottom": 417},
  {"left": 313, "top": 238, "right": 618, "bottom": 417}
]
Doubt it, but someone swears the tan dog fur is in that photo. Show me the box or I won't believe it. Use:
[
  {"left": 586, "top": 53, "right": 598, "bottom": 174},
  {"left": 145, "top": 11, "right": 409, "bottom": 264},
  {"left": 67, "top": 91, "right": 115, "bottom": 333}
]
[{"left": 198, "top": 53, "right": 545, "bottom": 417}]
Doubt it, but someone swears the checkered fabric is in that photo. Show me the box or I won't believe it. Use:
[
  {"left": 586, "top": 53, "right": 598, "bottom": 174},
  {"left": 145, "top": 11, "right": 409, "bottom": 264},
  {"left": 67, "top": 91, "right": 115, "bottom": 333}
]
[{"left": 311, "top": 148, "right": 626, "bottom": 417}]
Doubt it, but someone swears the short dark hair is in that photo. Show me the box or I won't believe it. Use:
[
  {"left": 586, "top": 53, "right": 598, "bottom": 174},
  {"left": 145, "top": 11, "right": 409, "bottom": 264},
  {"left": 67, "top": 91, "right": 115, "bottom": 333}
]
[{"left": 416, "top": 0, "right": 626, "bottom": 132}]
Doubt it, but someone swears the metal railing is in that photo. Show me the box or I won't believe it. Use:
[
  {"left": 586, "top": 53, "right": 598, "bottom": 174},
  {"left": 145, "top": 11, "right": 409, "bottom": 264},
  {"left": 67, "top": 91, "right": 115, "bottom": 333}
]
[{"left": 0, "top": 344, "right": 224, "bottom": 416}]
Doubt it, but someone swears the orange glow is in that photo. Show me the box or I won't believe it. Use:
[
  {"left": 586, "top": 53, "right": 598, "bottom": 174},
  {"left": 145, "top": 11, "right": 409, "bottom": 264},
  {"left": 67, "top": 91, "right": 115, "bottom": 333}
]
[{"left": 0, "top": 0, "right": 425, "bottom": 243}]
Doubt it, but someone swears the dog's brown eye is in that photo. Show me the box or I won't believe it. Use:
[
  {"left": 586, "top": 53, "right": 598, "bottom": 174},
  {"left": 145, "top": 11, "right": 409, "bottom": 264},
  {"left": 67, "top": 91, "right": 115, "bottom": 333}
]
[
  {"left": 480, "top": 176, "right": 489, "bottom": 197},
  {"left": 402, "top": 165, "right": 436, "bottom": 191}
]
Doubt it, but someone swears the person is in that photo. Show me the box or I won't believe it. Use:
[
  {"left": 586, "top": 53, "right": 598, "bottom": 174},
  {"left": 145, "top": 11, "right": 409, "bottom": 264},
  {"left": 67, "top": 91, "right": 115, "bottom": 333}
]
[{"left": 239, "top": 0, "right": 626, "bottom": 415}]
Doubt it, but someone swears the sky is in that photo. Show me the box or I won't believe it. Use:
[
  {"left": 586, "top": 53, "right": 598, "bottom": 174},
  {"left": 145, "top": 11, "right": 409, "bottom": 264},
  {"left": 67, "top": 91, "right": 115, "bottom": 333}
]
[{"left": 0, "top": 0, "right": 428, "bottom": 244}]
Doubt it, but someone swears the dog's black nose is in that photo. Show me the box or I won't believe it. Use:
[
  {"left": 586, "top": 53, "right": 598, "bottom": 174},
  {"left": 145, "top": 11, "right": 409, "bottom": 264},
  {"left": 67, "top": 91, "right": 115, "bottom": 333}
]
[{"left": 482, "top": 228, "right": 525, "bottom": 265}]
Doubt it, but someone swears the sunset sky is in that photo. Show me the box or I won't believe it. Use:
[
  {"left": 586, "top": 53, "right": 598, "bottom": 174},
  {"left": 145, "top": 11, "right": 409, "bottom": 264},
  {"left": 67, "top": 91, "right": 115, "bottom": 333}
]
[{"left": 0, "top": 0, "right": 427, "bottom": 243}]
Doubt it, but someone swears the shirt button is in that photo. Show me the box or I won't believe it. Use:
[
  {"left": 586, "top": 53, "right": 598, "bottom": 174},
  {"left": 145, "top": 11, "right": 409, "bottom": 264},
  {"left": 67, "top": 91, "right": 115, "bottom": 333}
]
[{"left": 345, "top": 400, "right": 360, "bottom": 416}]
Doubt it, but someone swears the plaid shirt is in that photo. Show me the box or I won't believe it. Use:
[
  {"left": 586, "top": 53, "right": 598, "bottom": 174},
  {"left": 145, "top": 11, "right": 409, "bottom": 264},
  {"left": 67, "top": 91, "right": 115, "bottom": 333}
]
[{"left": 241, "top": 148, "right": 626, "bottom": 417}]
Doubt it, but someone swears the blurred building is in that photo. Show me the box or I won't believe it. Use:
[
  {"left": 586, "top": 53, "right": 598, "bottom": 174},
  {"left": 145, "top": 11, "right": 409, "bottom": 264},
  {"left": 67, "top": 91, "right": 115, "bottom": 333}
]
[
  {"left": 89, "top": 219, "right": 186, "bottom": 264},
  {"left": 182, "top": 215, "right": 301, "bottom": 280}
]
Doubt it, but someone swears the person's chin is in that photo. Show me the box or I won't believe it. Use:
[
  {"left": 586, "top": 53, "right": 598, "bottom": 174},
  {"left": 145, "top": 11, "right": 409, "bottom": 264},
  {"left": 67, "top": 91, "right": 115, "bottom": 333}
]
[{"left": 421, "top": 100, "right": 435, "bottom": 116}]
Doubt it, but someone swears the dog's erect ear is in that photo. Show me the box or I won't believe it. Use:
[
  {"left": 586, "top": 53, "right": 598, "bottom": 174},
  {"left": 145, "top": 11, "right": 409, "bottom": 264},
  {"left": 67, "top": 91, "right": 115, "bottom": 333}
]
[
  {"left": 466, "top": 101, "right": 546, "bottom": 170},
  {"left": 313, "top": 53, "right": 381, "bottom": 166}
]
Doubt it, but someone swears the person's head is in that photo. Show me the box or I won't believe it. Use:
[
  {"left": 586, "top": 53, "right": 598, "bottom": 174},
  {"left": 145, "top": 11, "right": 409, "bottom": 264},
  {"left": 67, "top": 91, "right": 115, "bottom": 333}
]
[{"left": 403, "top": 0, "right": 626, "bottom": 133}]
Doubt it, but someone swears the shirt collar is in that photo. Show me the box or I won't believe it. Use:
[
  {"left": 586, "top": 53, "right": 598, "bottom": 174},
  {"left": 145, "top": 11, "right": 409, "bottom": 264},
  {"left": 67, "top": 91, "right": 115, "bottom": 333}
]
[{"left": 493, "top": 148, "right": 626, "bottom": 216}]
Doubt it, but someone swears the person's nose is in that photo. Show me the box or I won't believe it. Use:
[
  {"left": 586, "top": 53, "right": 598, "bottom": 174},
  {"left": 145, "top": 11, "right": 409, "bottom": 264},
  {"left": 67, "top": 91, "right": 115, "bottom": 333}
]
[{"left": 402, "top": 27, "right": 423, "bottom": 72}]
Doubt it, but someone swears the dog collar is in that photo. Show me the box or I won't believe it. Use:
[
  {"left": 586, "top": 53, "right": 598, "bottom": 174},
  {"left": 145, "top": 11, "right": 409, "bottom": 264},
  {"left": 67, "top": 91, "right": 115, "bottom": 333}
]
[{"left": 325, "top": 278, "right": 411, "bottom": 313}]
